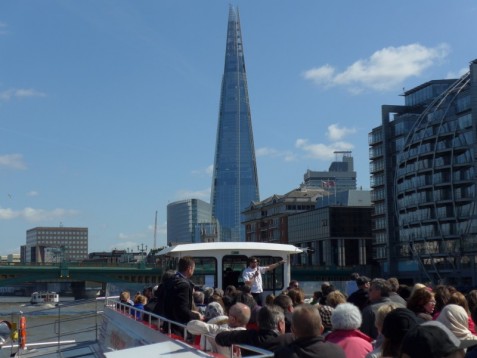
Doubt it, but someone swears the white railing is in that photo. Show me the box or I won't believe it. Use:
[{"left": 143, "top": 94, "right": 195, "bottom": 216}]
[{"left": 106, "top": 297, "right": 273, "bottom": 357}]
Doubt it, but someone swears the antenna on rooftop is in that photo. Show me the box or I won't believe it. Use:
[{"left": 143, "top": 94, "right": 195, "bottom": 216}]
[{"left": 153, "top": 211, "right": 158, "bottom": 250}]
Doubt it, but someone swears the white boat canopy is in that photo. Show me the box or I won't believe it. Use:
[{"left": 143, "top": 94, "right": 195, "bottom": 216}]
[{"left": 157, "top": 242, "right": 303, "bottom": 257}]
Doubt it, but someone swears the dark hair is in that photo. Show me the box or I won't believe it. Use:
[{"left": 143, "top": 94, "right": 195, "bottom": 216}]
[
  {"left": 178, "top": 256, "right": 195, "bottom": 273},
  {"left": 434, "top": 285, "right": 451, "bottom": 313},
  {"left": 247, "top": 256, "right": 259, "bottom": 265}
]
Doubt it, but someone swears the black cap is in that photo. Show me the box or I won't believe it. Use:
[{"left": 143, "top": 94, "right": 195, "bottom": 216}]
[
  {"left": 356, "top": 276, "right": 370, "bottom": 286},
  {"left": 381, "top": 308, "right": 417, "bottom": 342},
  {"left": 401, "top": 321, "right": 477, "bottom": 357}
]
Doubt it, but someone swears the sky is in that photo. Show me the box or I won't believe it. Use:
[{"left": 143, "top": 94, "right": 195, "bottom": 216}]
[{"left": 1, "top": 1, "right": 476, "bottom": 256}]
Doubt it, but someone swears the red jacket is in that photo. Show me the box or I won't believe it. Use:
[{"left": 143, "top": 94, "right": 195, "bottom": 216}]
[{"left": 325, "top": 329, "right": 373, "bottom": 358}]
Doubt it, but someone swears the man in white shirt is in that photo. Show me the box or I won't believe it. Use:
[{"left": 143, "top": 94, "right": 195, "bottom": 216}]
[{"left": 242, "top": 256, "right": 285, "bottom": 305}]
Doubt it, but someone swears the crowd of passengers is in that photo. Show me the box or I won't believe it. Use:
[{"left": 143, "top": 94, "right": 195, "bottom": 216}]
[{"left": 116, "top": 259, "right": 477, "bottom": 358}]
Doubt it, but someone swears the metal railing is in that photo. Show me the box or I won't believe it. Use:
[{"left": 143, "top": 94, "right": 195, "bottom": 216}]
[{"left": 108, "top": 297, "right": 273, "bottom": 357}]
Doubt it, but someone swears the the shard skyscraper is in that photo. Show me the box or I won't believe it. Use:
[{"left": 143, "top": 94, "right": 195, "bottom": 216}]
[{"left": 210, "top": 6, "right": 260, "bottom": 241}]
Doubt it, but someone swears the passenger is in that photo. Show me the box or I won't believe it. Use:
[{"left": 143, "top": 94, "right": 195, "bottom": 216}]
[
  {"left": 161, "top": 256, "right": 203, "bottom": 335},
  {"left": 433, "top": 284, "right": 452, "bottom": 319},
  {"left": 118, "top": 290, "right": 133, "bottom": 310},
  {"left": 365, "top": 303, "right": 400, "bottom": 358},
  {"left": 406, "top": 287, "right": 435, "bottom": 322},
  {"left": 360, "top": 278, "right": 403, "bottom": 340},
  {"left": 387, "top": 278, "right": 407, "bottom": 306},
  {"left": 153, "top": 269, "right": 176, "bottom": 316},
  {"left": 204, "top": 302, "right": 225, "bottom": 322},
  {"left": 215, "top": 304, "right": 294, "bottom": 353},
  {"left": 400, "top": 320, "right": 476, "bottom": 358},
  {"left": 380, "top": 308, "right": 418, "bottom": 358},
  {"left": 318, "top": 290, "right": 347, "bottom": 334},
  {"left": 310, "top": 291, "right": 323, "bottom": 305},
  {"left": 234, "top": 291, "right": 261, "bottom": 330},
  {"left": 273, "top": 294, "right": 294, "bottom": 333},
  {"left": 397, "top": 284, "right": 412, "bottom": 302},
  {"left": 265, "top": 294, "right": 275, "bottom": 305},
  {"left": 319, "top": 282, "right": 335, "bottom": 305},
  {"left": 193, "top": 291, "right": 207, "bottom": 315},
  {"left": 224, "top": 285, "right": 237, "bottom": 297},
  {"left": 287, "top": 280, "right": 300, "bottom": 291},
  {"left": 436, "top": 304, "right": 477, "bottom": 343},
  {"left": 287, "top": 287, "right": 305, "bottom": 307},
  {"left": 186, "top": 302, "right": 250, "bottom": 356},
  {"left": 132, "top": 294, "right": 147, "bottom": 320},
  {"left": 449, "top": 291, "right": 476, "bottom": 334},
  {"left": 242, "top": 256, "right": 285, "bottom": 306},
  {"left": 325, "top": 302, "right": 373, "bottom": 357},
  {"left": 348, "top": 276, "right": 371, "bottom": 311},
  {"left": 275, "top": 304, "right": 346, "bottom": 358}
]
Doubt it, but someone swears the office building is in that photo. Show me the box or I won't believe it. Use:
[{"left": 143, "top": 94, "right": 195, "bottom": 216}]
[
  {"left": 242, "top": 188, "right": 325, "bottom": 243},
  {"left": 288, "top": 205, "right": 373, "bottom": 268},
  {"left": 369, "top": 59, "right": 477, "bottom": 285},
  {"left": 25, "top": 226, "right": 88, "bottom": 263},
  {"left": 167, "top": 199, "right": 213, "bottom": 245},
  {"left": 303, "top": 151, "right": 357, "bottom": 194},
  {"left": 210, "top": 6, "right": 260, "bottom": 241}
]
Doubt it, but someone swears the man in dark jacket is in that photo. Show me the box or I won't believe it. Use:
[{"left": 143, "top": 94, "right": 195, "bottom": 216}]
[
  {"left": 215, "top": 305, "right": 294, "bottom": 353},
  {"left": 347, "top": 276, "right": 370, "bottom": 311},
  {"left": 274, "top": 304, "right": 345, "bottom": 358},
  {"left": 161, "top": 257, "right": 203, "bottom": 335}
]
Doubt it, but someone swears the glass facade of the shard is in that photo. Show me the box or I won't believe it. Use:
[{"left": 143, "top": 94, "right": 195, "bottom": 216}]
[{"left": 210, "top": 7, "right": 259, "bottom": 241}]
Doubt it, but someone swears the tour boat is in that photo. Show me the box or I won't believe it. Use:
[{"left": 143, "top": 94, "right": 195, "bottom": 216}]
[
  {"left": 100, "top": 242, "right": 303, "bottom": 356},
  {"left": 30, "top": 291, "right": 60, "bottom": 305}
]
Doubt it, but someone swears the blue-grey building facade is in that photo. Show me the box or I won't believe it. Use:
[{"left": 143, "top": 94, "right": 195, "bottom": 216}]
[
  {"left": 167, "top": 199, "right": 213, "bottom": 245},
  {"left": 210, "top": 7, "right": 260, "bottom": 241},
  {"left": 369, "top": 59, "right": 477, "bottom": 286}
]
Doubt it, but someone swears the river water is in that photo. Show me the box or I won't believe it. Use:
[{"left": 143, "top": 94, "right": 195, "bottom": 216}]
[{"left": 0, "top": 296, "right": 103, "bottom": 357}]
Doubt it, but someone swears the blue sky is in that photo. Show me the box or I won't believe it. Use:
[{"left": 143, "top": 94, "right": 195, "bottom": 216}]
[{"left": 1, "top": 1, "right": 476, "bottom": 256}]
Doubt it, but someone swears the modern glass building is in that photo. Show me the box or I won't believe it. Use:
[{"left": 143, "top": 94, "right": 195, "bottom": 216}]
[
  {"left": 210, "top": 6, "right": 260, "bottom": 241},
  {"left": 369, "top": 59, "right": 477, "bottom": 285},
  {"left": 167, "top": 199, "right": 213, "bottom": 245}
]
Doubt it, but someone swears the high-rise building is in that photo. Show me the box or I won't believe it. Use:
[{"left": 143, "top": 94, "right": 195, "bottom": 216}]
[
  {"left": 167, "top": 199, "right": 214, "bottom": 245},
  {"left": 369, "top": 59, "right": 477, "bottom": 285},
  {"left": 210, "top": 6, "right": 260, "bottom": 241},
  {"left": 25, "top": 226, "right": 88, "bottom": 263},
  {"left": 302, "top": 151, "right": 357, "bottom": 194}
]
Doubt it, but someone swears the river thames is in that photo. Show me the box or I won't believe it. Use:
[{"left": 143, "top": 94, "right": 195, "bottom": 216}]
[{"left": 0, "top": 296, "right": 103, "bottom": 357}]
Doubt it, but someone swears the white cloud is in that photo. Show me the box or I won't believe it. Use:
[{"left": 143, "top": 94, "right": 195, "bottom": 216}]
[
  {"left": 446, "top": 67, "right": 469, "bottom": 79},
  {"left": 0, "top": 207, "right": 79, "bottom": 221},
  {"left": 27, "top": 191, "right": 39, "bottom": 197},
  {"left": 304, "top": 43, "right": 450, "bottom": 92},
  {"left": 0, "top": 154, "right": 27, "bottom": 170},
  {"left": 295, "top": 139, "right": 354, "bottom": 160},
  {"left": 176, "top": 188, "right": 211, "bottom": 201},
  {"left": 191, "top": 164, "right": 214, "bottom": 177},
  {"left": 0, "top": 88, "right": 47, "bottom": 101},
  {"left": 256, "top": 147, "right": 296, "bottom": 162},
  {"left": 327, "top": 124, "right": 357, "bottom": 141},
  {"left": 0, "top": 22, "right": 7, "bottom": 35}
]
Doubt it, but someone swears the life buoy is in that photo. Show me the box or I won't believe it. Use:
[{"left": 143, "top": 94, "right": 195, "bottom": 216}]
[{"left": 19, "top": 317, "right": 26, "bottom": 349}]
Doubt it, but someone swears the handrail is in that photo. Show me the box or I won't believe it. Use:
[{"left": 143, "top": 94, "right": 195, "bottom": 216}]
[{"left": 107, "top": 297, "right": 274, "bottom": 357}]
